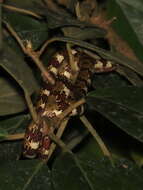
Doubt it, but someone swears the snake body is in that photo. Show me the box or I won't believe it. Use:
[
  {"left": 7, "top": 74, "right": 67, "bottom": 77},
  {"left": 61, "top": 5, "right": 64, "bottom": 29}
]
[{"left": 23, "top": 49, "right": 115, "bottom": 159}]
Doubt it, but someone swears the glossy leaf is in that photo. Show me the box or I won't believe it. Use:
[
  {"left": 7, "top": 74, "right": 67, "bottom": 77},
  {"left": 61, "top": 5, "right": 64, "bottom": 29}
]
[
  {"left": 107, "top": 0, "right": 143, "bottom": 62},
  {"left": 52, "top": 153, "right": 143, "bottom": 190},
  {"left": 0, "top": 43, "right": 39, "bottom": 92},
  {"left": 4, "top": 11, "right": 48, "bottom": 50},
  {"left": 87, "top": 86, "right": 143, "bottom": 142},
  {"left": 0, "top": 1, "right": 2, "bottom": 51},
  {"left": 64, "top": 27, "right": 106, "bottom": 40},
  {"left": 0, "top": 160, "right": 52, "bottom": 190},
  {"left": 92, "top": 72, "right": 129, "bottom": 89},
  {"left": 44, "top": 7, "right": 104, "bottom": 31},
  {"left": 0, "top": 141, "right": 22, "bottom": 160},
  {"left": 0, "top": 114, "right": 30, "bottom": 158},
  {"left": 0, "top": 76, "right": 26, "bottom": 116},
  {"left": 52, "top": 153, "right": 92, "bottom": 190},
  {"left": 0, "top": 44, "right": 39, "bottom": 115},
  {"left": 0, "top": 114, "right": 30, "bottom": 135}
]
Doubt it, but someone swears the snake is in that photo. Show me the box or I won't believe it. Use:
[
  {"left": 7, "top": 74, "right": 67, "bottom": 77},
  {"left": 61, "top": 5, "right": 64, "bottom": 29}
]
[{"left": 23, "top": 48, "right": 115, "bottom": 159}]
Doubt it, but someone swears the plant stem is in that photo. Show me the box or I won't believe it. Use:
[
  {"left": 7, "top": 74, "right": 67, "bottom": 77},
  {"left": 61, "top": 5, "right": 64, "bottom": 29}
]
[
  {"left": 24, "top": 91, "right": 38, "bottom": 123},
  {"left": 48, "top": 131, "right": 72, "bottom": 154},
  {"left": 58, "top": 98, "right": 85, "bottom": 121},
  {"left": 2, "top": 4, "right": 42, "bottom": 19},
  {"left": 3, "top": 20, "right": 55, "bottom": 85},
  {"left": 4, "top": 133, "right": 24, "bottom": 141},
  {"left": 80, "top": 115, "right": 114, "bottom": 166},
  {"left": 45, "top": 119, "right": 69, "bottom": 162},
  {"left": 66, "top": 43, "right": 78, "bottom": 81},
  {"left": 3, "top": 20, "right": 26, "bottom": 52}
]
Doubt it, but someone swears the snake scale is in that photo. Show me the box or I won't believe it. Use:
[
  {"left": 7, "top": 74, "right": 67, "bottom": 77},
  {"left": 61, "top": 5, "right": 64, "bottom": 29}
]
[{"left": 23, "top": 48, "right": 115, "bottom": 159}]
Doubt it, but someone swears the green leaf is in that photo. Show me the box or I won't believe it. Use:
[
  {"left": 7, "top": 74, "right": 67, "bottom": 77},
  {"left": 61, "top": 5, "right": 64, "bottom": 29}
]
[
  {"left": 0, "top": 114, "right": 30, "bottom": 134},
  {"left": 0, "top": 76, "right": 26, "bottom": 116},
  {"left": 107, "top": 0, "right": 143, "bottom": 62},
  {"left": 0, "top": 160, "right": 52, "bottom": 190},
  {"left": 0, "top": 44, "right": 39, "bottom": 115},
  {"left": 87, "top": 86, "right": 143, "bottom": 142},
  {"left": 52, "top": 153, "right": 143, "bottom": 190},
  {"left": 0, "top": 129, "right": 8, "bottom": 140},
  {"left": 64, "top": 27, "right": 106, "bottom": 40},
  {"left": 4, "top": 11, "right": 49, "bottom": 50},
  {"left": 92, "top": 72, "right": 129, "bottom": 89},
  {"left": 0, "top": 141, "right": 22, "bottom": 160},
  {"left": 44, "top": 8, "right": 104, "bottom": 30},
  {"left": 0, "top": 44, "right": 39, "bottom": 95},
  {"left": 52, "top": 153, "right": 92, "bottom": 190},
  {"left": 0, "top": 2, "right": 2, "bottom": 51},
  {"left": 77, "top": 136, "right": 104, "bottom": 161}
]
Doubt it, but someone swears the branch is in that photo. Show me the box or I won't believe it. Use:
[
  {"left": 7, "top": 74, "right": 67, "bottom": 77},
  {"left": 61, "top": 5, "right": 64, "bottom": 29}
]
[
  {"left": 45, "top": 118, "right": 69, "bottom": 162},
  {"left": 24, "top": 91, "right": 38, "bottom": 123},
  {"left": 2, "top": 4, "right": 42, "bottom": 19},
  {"left": 3, "top": 133, "right": 24, "bottom": 141},
  {"left": 80, "top": 115, "right": 114, "bottom": 166},
  {"left": 58, "top": 98, "right": 85, "bottom": 121},
  {"left": 3, "top": 20, "right": 55, "bottom": 85}
]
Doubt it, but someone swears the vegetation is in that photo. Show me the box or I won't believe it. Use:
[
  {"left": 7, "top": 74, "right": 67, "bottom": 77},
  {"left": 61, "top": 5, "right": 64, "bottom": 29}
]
[{"left": 1, "top": 0, "right": 143, "bottom": 189}]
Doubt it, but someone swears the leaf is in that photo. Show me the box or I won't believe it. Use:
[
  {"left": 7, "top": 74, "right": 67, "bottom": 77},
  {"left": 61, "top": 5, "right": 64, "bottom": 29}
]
[
  {"left": 92, "top": 72, "right": 129, "bottom": 89},
  {"left": 0, "top": 129, "right": 8, "bottom": 140},
  {"left": 77, "top": 136, "right": 104, "bottom": 161},
  {"left": 0, "top": 114, "right": 30, "bottom": 158},
  {"left": 0, "top": 160, "right": 53, "bottom": 190},
  {"left": 107, "top": 0, "right": 143, "bottom": 62},
  {"left": 0, "top": 2, "right": 2, "bottom": 51},
  {"left": 4, "top": 10, "right": 49, "bottom": 50},
  {"left": 0, "top": 43, "right": 39, "bottom": 115},
  {"left": 116, "top": 66, "right": 143, "bottom": 87},
  {"left": 38, "top": 3, "right": 106, "bottom": 38},
  {"left": 0, "top": 44, "right": 39, "bottom": 95},
  {"left": 0, "top": 141, "right": 22, "bottom": 160},
  {"left": 0, "top": 76, "right": 27, "bottom": 116},
  {"left": 52, "top": 153, "right": 92, "bottom": 190},
  {"left": 52, "top": 153, "right": 143, "bottom": 190},
  {"left": 0, "top": 114, "right": 30, "bottom": 134},
  {"left": 87, "top": 86, "right": 143, "bottom": 142},
  {"left": 64, "top": 27, "right": 106, "bottom": 40}
]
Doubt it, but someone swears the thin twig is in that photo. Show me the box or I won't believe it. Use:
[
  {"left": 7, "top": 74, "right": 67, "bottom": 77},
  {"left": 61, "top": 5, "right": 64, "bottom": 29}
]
[
  {"left": 67, "top": 43, "right": 74, "bottom": 71},
  {"left": 80, "top": 115, "right": 114, "bottom": 166},
  {"left": 66, "top": 43, "right": 78, "bottom": 82},
  {"left": 67, "top": 130, "right": 89, "bottom": 150},
  {"left": 23, "top": 161, "right": 44, "bottom": 190},
  {"left": 26, "top": 50, "right": 55, "bottom": 85},
  {"left": 45, "top": 118, "right": 69, "bottom": 162},
  {"left": 39, "top": 37, "right": 58, "bottom": 56},
  {"left": 2, "top": 4, "right": 42, "bottom": 19},
  {"left": 7, "top": 134, "right": 24, "bottom": 141},
  {"left": 3, "top": 20, "right": 26, "bottom": 53},
  {"left": 47, "top": 131, "right": 72, "bottom": 154},
  {"left": 24, "top": 91, "right": 38, "bottom": 123},
  {"left": 77, "top": 48, "right": 101, "bottom": 60},
  {"left": 3, "top": 20, "right": 55, "bottom": 84},
  {"left": 4, "top": 133, "right": 24, "bottom": 141},
  {"left": 58, "top": 98, "right": 85, "bottom": 121}
]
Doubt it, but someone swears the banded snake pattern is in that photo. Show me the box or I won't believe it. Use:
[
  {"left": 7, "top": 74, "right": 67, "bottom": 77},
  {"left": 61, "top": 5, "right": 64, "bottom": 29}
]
[{"left": 23, "top": 48, "right": 115, "bottom": 159}]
